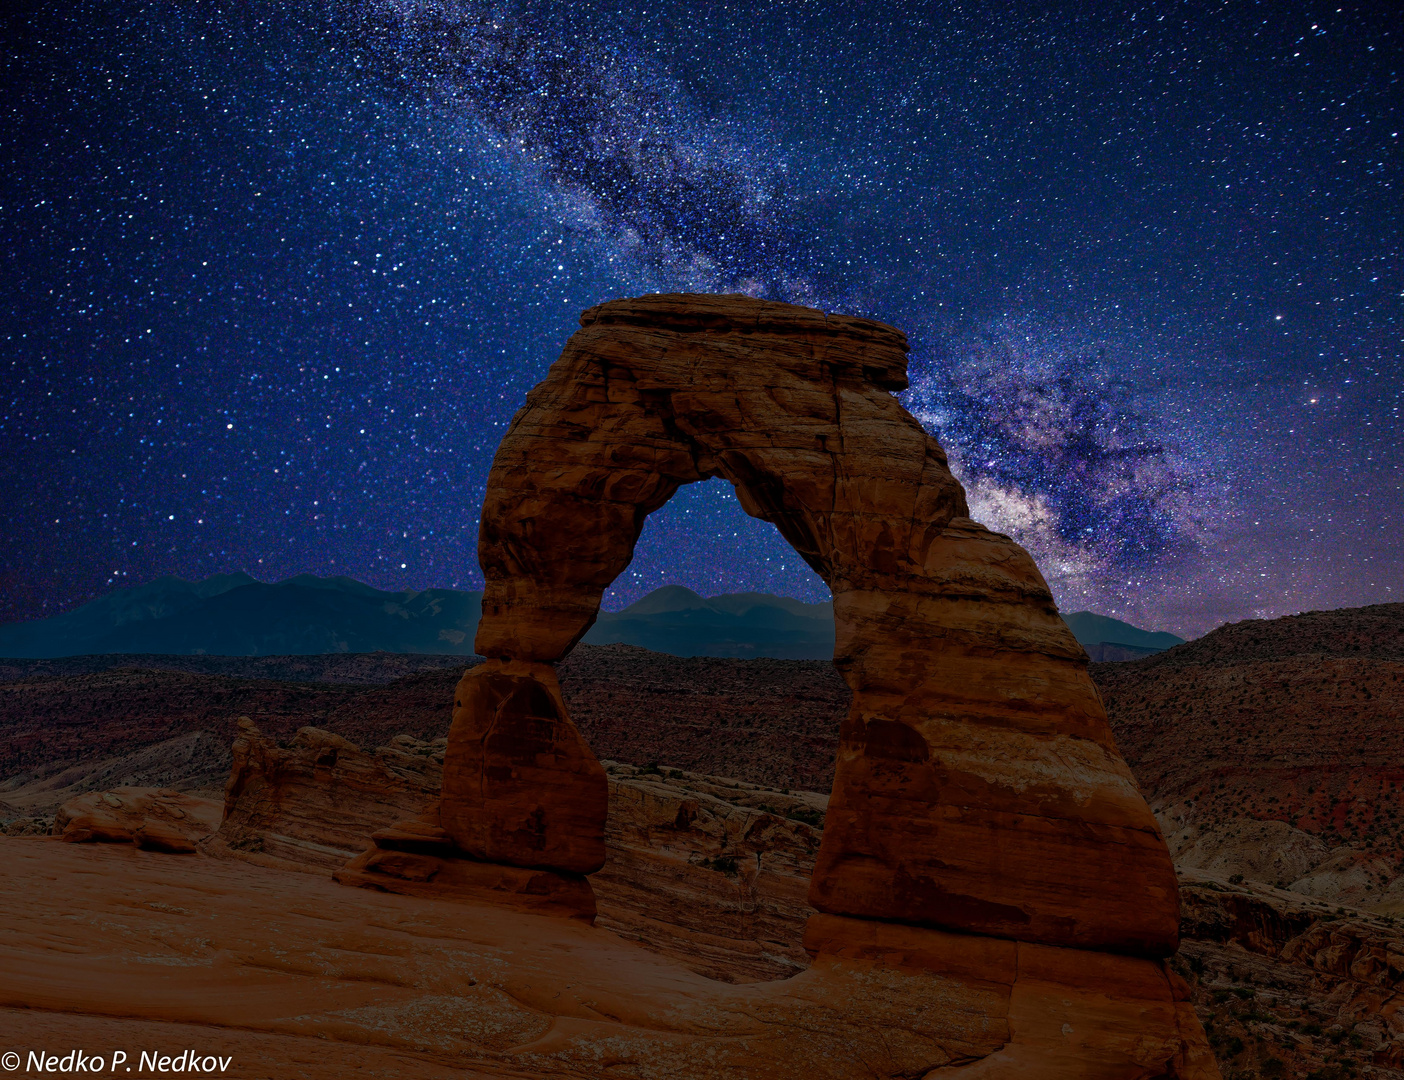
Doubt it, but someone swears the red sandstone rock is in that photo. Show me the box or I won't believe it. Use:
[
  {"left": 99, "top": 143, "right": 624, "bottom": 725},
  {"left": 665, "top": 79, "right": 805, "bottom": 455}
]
[
  {"left": 0, "top": 838, "right": 1217, "bottom": 1079},
  {"left": 336, "top": 800, "right": 598, "bottom": 921},
  {"left": 58, "top": 813, "right": 134, "bottom": 844},
  {"left": 338, "top": 846, "right": 598, "bottom": 922},
  {"left": 54, "top": 786, "right": 220, "bottom": 849},
  {"left": 133, "top": 820, "right": 197, "bottom": 853},
  {"left": 803, "top": 913, "right": 1219, "bottom": 1079},
  {"left": 204, "top": 718, "right": 443, "bottom": 871},
  {"left": 211, "top": 722, "right": 823, "bottom": 947},
  {"left": 466, "top": 293, "right": 1179, "bottom": 957},
  {"left": 439, "top": 660, "right": 607, "bottom": 875},
  {"left": 594, "top": 761, "right": 826, "bottom": 981},
  {"left": 207, "top": 714, "right": 819, "bottom": 972}
]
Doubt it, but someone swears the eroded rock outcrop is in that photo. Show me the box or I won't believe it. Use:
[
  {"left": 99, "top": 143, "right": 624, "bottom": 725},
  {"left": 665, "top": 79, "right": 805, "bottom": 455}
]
[
  {"left": 208, "top": 719, "right": 600, "bottom": 917},
  {"left": 461, "top": 293, "right": 1178, "bottom": 954},
  {"left": 1098, "top": 602, "right": 1404, "bottom": 917},
  {"left": 211, "top": 722, "right": 828, "bottom": 978},
  {"left": 204, "top": 717, "right": 442, "bottom": 871},
  {"left": 53, "top": 785, "right": 221, "bottom": 851},
  {"left": 595, "top": 762, "right": 826, "bottom": 981},
  {"left": 1174, "top": 868, "right": 1404, "bottom": 1074}
]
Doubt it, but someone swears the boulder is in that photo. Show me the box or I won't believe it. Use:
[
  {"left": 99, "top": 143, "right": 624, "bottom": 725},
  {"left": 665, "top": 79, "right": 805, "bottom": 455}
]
[
  {"left": 57, "top": 812, "right": 135, "bottom": 844},
  {"left": 53, "top": 786, "right": 220, "bottom": 849}
]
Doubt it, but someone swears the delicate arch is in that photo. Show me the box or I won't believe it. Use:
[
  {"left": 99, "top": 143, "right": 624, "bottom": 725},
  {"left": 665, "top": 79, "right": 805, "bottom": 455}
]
[{"left": 443, "top": 293, "right": 1179, "bottom": 956}]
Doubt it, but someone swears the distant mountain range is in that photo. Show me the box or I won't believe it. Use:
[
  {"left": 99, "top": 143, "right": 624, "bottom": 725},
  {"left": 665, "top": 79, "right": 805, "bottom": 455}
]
[
  {"left": 1063, "top": 611, "right": 1186, "bottom": 661},
  {"left": 581, "top": 584, "right": 835, "bottom": 659},
  {"left": 0, "top": 574, "right": 485, "bottom": 659},
  {"left": 0, "top": 574, "right": 1183, "bottom": 661}
]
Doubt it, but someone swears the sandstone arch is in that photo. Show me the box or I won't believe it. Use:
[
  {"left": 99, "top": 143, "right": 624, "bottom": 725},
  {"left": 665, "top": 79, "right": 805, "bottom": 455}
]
[{"left": 447, "top": 292, "right": 1180, "bottom": 957}]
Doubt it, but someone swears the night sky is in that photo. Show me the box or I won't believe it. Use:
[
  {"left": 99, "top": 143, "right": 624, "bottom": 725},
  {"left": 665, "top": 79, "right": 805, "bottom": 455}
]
[{"left": 2, "top": 1, "right": 1399, "bottom": 637}]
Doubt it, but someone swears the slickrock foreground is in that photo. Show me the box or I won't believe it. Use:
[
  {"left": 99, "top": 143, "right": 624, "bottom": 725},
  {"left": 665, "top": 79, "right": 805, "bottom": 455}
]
[{"left": 0, "top": 838, "right": 1211, "bottom": 1079}]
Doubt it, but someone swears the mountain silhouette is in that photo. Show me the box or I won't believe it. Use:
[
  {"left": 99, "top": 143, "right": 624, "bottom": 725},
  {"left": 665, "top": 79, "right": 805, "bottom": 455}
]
[
  {"left": 580, "top": 585, "right": 835, "bottom": 659},
  {"left": 1062, "top": 611, "right": 1185, "bottom": 661},
  {"left": 0, "top": 575, "right": 481, "bottom": 658},
  {"left": 0, "top": 575, "right": 1183, "bottom": 661}
]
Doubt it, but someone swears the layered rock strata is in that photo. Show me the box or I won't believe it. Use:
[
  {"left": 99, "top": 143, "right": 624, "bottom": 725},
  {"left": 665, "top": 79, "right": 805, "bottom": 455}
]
[
  {"left": 337, "top": 810, "right": 600, "bottom": 923},
  {"left": 211, "top": 723, "right": 827, "bottom": 977},
  {"left": 465, "top": 293, "right": 1178, "bottom": 956},
  {"left": 209, "top": 718, "right": 1404, "bottom": 1072},
  {"left": 208, "top": 719, "right": 599, "bottom": 918},
  {"left": 1175, "top": 868, "right": 1404, "bottom": 1074},
  {"left": 205, "top": 718, "right": 441, "bottom": 871},
  {"left": 53, "top": 785, "right": 220, "bottom": 852},
  {"left": 592, "top": 761, "right": 826, "bottom": 981}
]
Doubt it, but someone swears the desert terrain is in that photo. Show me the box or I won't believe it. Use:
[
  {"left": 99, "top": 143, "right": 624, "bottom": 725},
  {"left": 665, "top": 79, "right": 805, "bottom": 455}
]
[{"left": 3, "top": 602, "right": 1402, "bottom": 1077}]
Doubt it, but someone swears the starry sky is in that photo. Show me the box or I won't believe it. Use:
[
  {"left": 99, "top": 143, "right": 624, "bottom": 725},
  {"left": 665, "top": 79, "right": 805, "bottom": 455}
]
[{"left": 1, "top": 1, "right": 1399, "bottom": 637}]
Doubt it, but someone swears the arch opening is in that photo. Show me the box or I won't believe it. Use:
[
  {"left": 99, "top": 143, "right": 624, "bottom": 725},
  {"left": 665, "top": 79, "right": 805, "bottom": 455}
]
[{"left": 596, "top": 477, "right": 831, "bottom": 616}]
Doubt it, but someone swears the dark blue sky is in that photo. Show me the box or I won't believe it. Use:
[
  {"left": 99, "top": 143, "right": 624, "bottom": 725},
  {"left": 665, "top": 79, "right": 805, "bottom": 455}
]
[{"left": 2, "top": 1, "right": 1399, "bottom": 635}]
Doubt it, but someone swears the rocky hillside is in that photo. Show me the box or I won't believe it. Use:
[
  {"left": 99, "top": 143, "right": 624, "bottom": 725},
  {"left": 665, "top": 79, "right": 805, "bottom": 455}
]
[
  {"left": 0, "top": 645, "right": 850, "bottom": 814},
  {"left": 1098, "top": 603, "right": 1404, "bottom": 912}
]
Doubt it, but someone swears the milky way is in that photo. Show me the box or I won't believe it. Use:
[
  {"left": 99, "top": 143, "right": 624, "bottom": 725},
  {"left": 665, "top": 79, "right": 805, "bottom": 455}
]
[{"left": 2, "top": 1, "right": 1400, "bottom": 635}]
